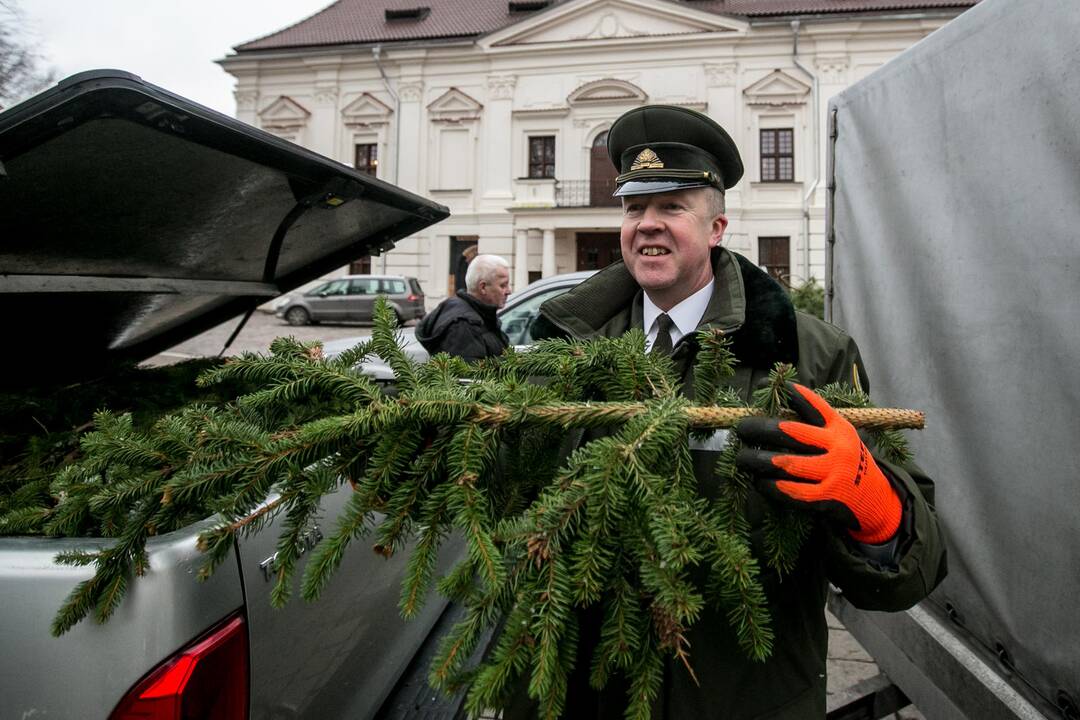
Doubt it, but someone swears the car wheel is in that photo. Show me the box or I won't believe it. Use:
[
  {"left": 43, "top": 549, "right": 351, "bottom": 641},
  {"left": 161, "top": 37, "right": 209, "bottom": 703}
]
[{"left": 285, "top": 307, "right": 310, "bottom": 326}]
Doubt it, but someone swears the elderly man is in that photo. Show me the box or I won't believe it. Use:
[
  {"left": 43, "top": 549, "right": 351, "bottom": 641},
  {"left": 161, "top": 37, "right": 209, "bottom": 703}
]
[
  {"left": 416, "top": 253, "right": 512, "bottom": 362},
  {"left": 517, "top": 105, "right": 947, "bottom": 719}
]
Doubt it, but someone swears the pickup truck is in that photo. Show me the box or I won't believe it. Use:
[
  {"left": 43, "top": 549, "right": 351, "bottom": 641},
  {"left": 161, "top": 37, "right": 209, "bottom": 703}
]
[{"left": 0, "top": 71, "right": 456, "bottom": 719}]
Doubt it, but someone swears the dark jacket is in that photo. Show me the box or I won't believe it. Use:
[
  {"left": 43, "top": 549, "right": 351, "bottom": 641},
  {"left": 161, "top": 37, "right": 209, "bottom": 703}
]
[
  {"left": 510, "top": 247, "right": 946, "bottom": 720},
  {"left": 416, "top": 290, "right": 509, "bottom": 362}
]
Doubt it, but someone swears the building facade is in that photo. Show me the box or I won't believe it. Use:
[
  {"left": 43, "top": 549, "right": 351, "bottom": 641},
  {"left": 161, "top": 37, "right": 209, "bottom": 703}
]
[{"left": 221, "top": 0, "right": 974, "bottom": 304}]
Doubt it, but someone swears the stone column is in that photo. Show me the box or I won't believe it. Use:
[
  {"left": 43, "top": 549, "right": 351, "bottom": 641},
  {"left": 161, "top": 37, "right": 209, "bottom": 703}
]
[
  {"left": 704, "top": 62, "right": 739, "bottom": 207},
  {"left": 397, "top": 79, "right": 424, "bottom": 194},
  {"left": 310, "top": 85, "right": 340, "bottom": 160},
  {"left": 514, "top": 228, "right": 530, "bottom": 291},
  {"left": 542, "top": 229, "right": 556, "bottom": 278},
  {"left": 234, "top": 89, "right": 259, "bottom": 127},
  {"left": 482, "top": 75, "right": 516, "bottom": 208},
  {"left": 815, "top": 54, "right": 850, "bottom": 201},
  {"left": 704, "top": 62, "right": 739, "bottom": 130},
  {"left": 297, "top": 58, "right": 342, "bottom": 160},
  {"left": 224, "top": 59, "right": 261, "bottom": 126},
  {"left": 431, "top": 233, "right": 451, "bottom": 302}
]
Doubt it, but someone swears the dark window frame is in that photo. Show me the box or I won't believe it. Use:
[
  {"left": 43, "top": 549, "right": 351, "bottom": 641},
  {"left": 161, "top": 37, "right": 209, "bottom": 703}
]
[
  {"left": 758, "top": 235, "right": 791, "bottom": 285},
  {"left": 528, "top": 135, "right": 556, "bottom": 179},
  {"left": 760, "top": 128, "right": 794, "bottom": 182},
  {"left": 354, "top": 143, "right": 378, "bottom": 176}
]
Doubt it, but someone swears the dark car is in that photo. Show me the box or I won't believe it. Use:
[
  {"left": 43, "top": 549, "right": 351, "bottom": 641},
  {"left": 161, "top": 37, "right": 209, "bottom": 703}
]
[{"left": 276, "top": 274, "right": 426, "bottom": 326}]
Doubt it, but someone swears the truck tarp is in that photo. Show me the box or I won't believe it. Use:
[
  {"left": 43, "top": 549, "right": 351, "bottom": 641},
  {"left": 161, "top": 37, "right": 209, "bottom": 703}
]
[{"left": 828, "top": 0, "right": 1080, "bottom": 715}]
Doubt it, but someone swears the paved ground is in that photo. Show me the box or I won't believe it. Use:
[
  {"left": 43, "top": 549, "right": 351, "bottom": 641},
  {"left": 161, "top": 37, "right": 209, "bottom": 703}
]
[
  {"left": 147, "top": 311, "right": 925, "bottom": 719},
  {"left": 143, "top": 308, "right": 382, "bottom": 366}
]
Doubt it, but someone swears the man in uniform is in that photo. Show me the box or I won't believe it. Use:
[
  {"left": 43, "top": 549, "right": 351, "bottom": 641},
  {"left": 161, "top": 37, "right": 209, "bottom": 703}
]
[
  {"left": 525, "top": 105, "right": 946, "bottom": 718},
  {"left": 417, "top": 254, "right": 512, "bottom": 362}
]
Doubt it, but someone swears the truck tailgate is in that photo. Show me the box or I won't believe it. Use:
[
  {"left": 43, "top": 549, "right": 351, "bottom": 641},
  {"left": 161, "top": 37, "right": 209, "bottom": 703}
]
[
  {"left": 235, "top": 484, "right": 458, "bottom": 719},
  {"left": 0, "top": 521, "right": 244, "bottom": 720}
]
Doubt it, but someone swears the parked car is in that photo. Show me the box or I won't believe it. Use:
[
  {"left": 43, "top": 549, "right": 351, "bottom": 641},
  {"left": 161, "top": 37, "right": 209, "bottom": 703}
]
[
  {"left": 326, "top": 271, "right": 597, "bottom": 380},
  {"left": 498, "top": 270, "right": 595, "bottom": 346},
  {"left": 275, "top": 274, "right": 426, "bottom": 326},
  {"left": 0, "top": 70, "right": 454, "bottom": 719}
]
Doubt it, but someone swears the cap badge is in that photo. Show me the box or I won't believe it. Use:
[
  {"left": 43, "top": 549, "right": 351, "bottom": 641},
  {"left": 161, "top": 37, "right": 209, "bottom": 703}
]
[{"left": 630, "top": 148, "right": 664, "bottom": 171}]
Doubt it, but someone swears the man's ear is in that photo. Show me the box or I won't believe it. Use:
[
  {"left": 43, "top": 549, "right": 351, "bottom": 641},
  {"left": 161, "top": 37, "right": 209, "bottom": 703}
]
[{"left": 709, "top": 213, "right": 729, "bottom": 248}]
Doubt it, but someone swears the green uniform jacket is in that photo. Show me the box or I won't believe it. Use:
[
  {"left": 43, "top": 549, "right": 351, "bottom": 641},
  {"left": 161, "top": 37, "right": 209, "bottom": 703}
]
[{"left": 516, "top": 248, "right": 947, "bottom": 720}]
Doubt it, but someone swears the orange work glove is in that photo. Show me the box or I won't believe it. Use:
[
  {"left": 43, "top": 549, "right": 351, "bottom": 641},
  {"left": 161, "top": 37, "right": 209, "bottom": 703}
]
[{"left": 734, "top": 382, "right": 902, "bottom": 545}]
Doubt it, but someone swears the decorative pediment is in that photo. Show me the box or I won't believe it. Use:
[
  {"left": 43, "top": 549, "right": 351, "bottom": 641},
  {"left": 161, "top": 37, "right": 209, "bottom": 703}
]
[
  {"left": 341, "top": 92, "right": 393, "bottom": 128},
  {"left": 743, "top": 70, "right": 811, "bottom": 107},
  {"left": 258, "top": 96, "right": 310, "bottom": 132},
  {"left": 427, "top": 88, "right": 483, "bottom": 123},
  {"left": 567, "top": 78, "right": 646, "bottom": 106},
  {"left": 482, "top": 0, "right": 746, "bottom": 49}
]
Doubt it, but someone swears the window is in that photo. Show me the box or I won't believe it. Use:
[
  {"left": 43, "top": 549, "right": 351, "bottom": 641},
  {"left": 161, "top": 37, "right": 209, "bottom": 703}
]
[
  {"left": 509, "top": 1, "right": 551, "bottom": 12},
  {"left": 355, "top": 143, "right": 378, "bottom": 176},
  {"left": 758, "top": 236, "right": 791, "bottom": 284},
  {"left": 349, "top": 256, "right": 371, "bottom": 274},
  {"left": 385, "top": 7, "right": 430, "bottom": 20},
  {"left": 528, "top": 136, "right": 555, "bottom": 178},
  {"left": 760, "top": 129, "right": 794, "bottom": 182},
  {"left": 309, "top": 279, "right": 349, "bottom": 296},
  {"left": 380, "top": 279, "right": 407, "bottom": 294},
  {"left": 349, "top": 144, "right": 376, "bottom": 274},
  {"left": 437, "top": 128, "right": 470, "bottom": 189},
  {"left": 500, "top": 284, "right": 574, "bottom": 345},
  {"left": 349, "top": 278, "right": 379, "bottom": 295}
]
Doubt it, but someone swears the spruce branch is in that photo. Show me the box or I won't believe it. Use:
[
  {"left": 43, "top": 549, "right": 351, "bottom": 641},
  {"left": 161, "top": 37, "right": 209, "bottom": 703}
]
[{"left": 9, "top": 296, "right": 925, "bottom": 719}]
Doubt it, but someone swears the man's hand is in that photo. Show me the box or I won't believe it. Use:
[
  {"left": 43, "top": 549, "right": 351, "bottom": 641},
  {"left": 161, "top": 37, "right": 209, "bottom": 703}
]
[{"left": 734, "top": 383, "right": 902, "bottom": 545}]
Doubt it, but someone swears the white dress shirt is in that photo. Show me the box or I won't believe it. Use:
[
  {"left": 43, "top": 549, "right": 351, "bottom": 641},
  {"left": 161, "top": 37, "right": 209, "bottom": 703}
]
[{"left": 643, "top": 279, "right": 715, "bottom": 353}]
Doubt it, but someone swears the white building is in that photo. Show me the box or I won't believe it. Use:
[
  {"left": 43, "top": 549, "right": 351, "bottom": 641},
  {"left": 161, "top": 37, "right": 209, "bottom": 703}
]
[{"left": 221, "top": 0, "right": 976, "bottom": 304}]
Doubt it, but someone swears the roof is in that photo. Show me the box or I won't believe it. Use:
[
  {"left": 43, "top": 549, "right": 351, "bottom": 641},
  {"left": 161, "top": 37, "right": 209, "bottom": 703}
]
[{"left": 234, "top": 0, "right": 979, "bottom": 52}]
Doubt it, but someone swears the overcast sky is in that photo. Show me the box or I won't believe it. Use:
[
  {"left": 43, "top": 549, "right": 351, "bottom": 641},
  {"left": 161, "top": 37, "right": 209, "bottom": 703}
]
[{"left": 20, "top": 0, "right": 335, "bottom": 115}]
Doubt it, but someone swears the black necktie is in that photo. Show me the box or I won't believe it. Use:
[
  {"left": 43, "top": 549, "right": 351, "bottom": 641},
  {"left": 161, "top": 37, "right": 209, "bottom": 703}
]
[{"left": 652, "top": 313, "right": 675, "bottom": 356}]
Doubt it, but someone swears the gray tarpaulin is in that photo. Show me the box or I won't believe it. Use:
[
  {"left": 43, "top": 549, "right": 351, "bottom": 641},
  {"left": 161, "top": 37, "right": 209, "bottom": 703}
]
[{"left": 828, "top": 0, "right": 1080, "bottom": 712}]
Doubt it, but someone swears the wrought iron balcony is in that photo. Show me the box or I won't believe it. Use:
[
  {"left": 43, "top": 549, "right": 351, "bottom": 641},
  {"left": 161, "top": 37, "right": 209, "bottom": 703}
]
[{"left": 555, "top": 179, "right": 620, "bottom": 208}]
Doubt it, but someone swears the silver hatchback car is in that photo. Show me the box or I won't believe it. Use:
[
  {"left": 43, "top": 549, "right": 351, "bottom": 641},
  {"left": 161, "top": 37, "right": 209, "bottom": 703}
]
[{"left": 276, "top": 274, "right": 426, "bottom": 326}]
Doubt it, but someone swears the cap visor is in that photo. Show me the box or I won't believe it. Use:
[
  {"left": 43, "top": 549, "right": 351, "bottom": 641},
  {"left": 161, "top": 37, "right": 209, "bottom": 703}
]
[{"left": 613, "top": 179, "right": 712, "bottom": 197}]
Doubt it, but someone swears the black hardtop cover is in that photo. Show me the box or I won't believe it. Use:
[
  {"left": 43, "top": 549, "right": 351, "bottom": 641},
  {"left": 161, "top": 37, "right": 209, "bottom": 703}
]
[{"left": 0, "top": 70, "right": 448, "bottom": 388}]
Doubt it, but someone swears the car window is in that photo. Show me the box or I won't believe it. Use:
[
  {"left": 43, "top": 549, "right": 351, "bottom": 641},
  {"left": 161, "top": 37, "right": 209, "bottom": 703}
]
[
  {"left": 306, "top": 281, "right": 330, "bottom": 296},
  {"left": 381, "top": 279, "right": 406, "bottom": 294},
  {"left": 349, "top": 278, "right": 379, "bottom": 295},
  {"left": 499, "top": 285, "right": 573, "bottom": 346},
  {"left": 316, "top": 279, "right": 350, "bottom": 296},
  {"left": 408, "top": 278, "right": 424, "bottom": 295}
]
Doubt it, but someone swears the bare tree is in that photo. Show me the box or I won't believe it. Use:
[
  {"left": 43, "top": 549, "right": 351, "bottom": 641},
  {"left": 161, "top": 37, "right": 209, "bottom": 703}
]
[{"left": 0, "top": 0, "right": 55, "bottom": 109}]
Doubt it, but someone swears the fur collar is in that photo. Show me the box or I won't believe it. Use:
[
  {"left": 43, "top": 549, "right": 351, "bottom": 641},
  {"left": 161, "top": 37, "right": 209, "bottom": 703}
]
[{"left": 722, "top": 250, "right": 799, "bottom": 369}]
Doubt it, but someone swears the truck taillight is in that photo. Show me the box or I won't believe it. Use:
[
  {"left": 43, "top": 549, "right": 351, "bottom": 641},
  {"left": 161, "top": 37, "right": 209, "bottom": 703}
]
[{"left": 110, "top": 612, "right": 248, "bottom": 720}]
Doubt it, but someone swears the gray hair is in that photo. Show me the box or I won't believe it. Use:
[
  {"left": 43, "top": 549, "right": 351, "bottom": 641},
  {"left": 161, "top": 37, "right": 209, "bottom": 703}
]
[
  {"left": 705, "top": 187, "right": 726, "bottom": 218},
  {"left": 465, "top": 254, "right": 510, "bottom": 292}
]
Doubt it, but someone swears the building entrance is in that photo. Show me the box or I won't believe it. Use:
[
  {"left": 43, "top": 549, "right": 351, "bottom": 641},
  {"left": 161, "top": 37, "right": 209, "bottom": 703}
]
[
  {"left": 449, "top": 236, "right": 478, "bottom": 295},
  {"left": 576, "top": 232, "right": 621, "bottom": 271}
]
